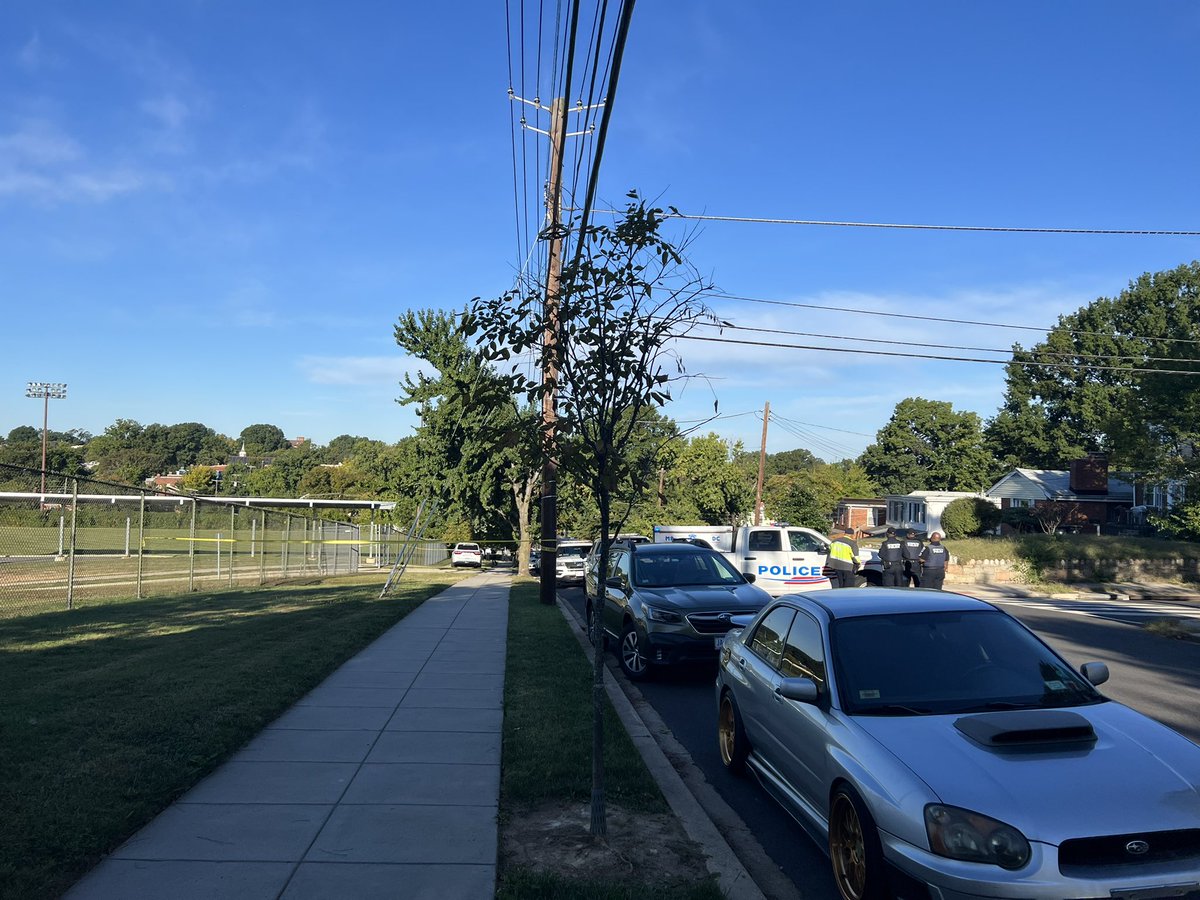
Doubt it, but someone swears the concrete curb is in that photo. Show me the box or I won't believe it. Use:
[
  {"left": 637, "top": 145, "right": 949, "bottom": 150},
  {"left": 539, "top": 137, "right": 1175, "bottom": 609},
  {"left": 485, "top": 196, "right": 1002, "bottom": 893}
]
[{"left": 556, "top": 597, "right": 774, "bottom": 900}]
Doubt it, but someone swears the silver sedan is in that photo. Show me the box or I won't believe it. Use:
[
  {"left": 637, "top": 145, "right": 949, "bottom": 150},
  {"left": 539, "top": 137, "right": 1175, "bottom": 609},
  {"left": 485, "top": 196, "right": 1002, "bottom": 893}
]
[{"left": 715, "top": 588, "right": 1200, "bottom": 900}]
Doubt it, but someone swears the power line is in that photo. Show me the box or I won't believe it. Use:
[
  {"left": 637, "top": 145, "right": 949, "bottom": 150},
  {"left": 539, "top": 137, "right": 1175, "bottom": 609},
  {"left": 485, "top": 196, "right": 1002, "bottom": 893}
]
[
  {"left": 768, "top": 412, "right": 858, "bottom": 460},
  {"left": 589, "top": 209, "right": 1200, "bottom": 236},
  {"left": 689, "top": 318, "right": 1197, "bottom": 365},
  {"left": 672, "top": 333, "right": 1200, "bottom": 376},
  {"left": 703, "top": 291, "right": 1200, "bottom": 347}
]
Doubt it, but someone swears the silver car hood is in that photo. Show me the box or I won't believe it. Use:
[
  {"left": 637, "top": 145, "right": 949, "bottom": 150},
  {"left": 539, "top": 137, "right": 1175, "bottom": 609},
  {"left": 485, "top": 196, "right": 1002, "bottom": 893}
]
[
  {"left": 640, "top": 583, "right": 770, "bottom": 611},
  {"left": 854, "top": 702, "right": 1200, "bottom": 841}
]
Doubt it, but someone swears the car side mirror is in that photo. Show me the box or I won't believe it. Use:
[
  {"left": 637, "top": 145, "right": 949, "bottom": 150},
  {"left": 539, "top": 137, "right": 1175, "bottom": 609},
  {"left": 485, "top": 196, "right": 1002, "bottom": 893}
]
[
  {"left": 1080, "top": 662, "right": 1109, "bottom": 686},
  {"left": 776, "top": 677, "right": 820, "bottom": 703},
  {"left": 605, "top": 576, "right": 625, "bottom": 589},
  {"left": 743, "top": 572, "right": 756, "bottom": 583}
]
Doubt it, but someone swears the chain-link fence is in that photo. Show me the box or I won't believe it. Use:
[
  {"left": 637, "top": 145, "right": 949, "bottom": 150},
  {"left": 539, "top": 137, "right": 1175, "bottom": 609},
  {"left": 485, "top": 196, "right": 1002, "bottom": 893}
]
[{"left": 0, "top": 464, "right": 448, "bottom": 618}]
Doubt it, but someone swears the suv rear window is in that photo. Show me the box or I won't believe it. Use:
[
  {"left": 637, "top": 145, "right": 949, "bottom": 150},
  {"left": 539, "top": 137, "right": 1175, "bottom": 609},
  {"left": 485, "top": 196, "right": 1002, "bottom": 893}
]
[{"left": 456, "top": 543, "right": 480, "bottom": 551}]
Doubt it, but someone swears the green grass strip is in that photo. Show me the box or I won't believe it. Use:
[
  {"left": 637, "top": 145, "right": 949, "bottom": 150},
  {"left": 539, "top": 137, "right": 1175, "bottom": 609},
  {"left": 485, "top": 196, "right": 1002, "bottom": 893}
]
[
  {"left": 0, "top": 573, "right": 458, "bottom": 900},
  {"left": 501, "top": 579, "right": 665, "bottom": 811},
  {"left": 500, "top": 579, "right": 722, "bottom": 900}
]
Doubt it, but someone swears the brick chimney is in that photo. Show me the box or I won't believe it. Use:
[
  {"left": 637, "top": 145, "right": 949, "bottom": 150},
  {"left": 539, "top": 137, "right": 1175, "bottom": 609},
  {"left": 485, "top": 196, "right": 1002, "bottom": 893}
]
[{"left": 1069, "top": 453, "right": 1108, "bottom": 495}]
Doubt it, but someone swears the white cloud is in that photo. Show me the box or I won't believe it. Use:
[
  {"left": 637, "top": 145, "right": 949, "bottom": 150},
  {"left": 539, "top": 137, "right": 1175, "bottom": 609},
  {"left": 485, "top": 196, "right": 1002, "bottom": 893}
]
[
  {"left": 299, "top": 355, "right": 432, "bottom": 387},
  {"left": 16, "top": 32, "right": 48, "bottom": 71},
  {"left": 0, "top": 119, "right": 162, "bottom": 203}
]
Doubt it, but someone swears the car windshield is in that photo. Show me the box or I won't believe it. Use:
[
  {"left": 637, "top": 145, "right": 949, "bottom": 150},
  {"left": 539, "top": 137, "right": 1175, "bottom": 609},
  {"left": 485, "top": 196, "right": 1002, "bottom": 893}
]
[
  {"left": 559, "top": 546, "right": 588, "bottom": 559},
  {"left": 632, "top": 551, "right": 745, "bottom": 588},
  {"left": 831, "top": 610, "right": 1105, "bottom": 716},
  {"left": 456, "top": 544, "right": 479, "bottom": 551}
]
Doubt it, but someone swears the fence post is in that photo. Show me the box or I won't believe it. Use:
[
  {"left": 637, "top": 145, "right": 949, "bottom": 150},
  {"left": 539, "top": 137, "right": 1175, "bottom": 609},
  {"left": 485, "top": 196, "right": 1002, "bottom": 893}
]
[
  {"left": 283, "top": 515, "right": 291, "bottom": 576},
  {"left": 229, "top": 507, "right": 235, "bottom": 587},
  {"left": 250, "top": 517, "right": 257, "bottom": 559},
  {"left": 188, "top": 498, "right": 197, "bottom": 592},
  {"left": 66, "top": 478, "right": 79, "bottom": 611},
  {"left": 136, "top": 492, "right": 146, "bottom": 600},
  {"left": 124, "top": 517, "right": 131, "bottom": 558},
  {"left": 259, "top": 511, "right": 266, "bottom": 584},
  {"left": 58, "top": 515, "right": 64, "bottom": 558}
]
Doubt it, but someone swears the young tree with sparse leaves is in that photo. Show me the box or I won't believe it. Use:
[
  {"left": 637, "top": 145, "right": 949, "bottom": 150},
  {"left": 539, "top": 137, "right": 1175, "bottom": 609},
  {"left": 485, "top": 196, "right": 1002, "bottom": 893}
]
[{"left": 469, "top": 194, "right": 716, "bottom": 839}]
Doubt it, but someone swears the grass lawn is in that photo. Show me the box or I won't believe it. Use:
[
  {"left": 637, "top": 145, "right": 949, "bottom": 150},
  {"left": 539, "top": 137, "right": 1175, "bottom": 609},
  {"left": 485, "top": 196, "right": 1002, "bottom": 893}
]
[
  {"left": 0, "top": 571, "right": 463, "bottom": 900},
  {"left": 498, "top": 578, "right": 723, "bottom": 900}
]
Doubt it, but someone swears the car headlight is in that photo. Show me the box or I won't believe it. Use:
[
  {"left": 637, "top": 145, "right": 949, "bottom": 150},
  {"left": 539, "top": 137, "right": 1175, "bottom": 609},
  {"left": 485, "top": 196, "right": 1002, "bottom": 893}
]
[
  {"left": 925, "top": 804, "right": 1030, "bottom": 870},
  {"left": 645, "top": 605, "right": 683, "bottom": 624}
]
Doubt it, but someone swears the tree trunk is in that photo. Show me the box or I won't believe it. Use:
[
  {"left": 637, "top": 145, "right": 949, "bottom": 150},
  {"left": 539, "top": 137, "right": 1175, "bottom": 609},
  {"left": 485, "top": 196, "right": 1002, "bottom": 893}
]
[
  {"left": 511, "top": 471, "right": 538, "bottom": 576},
  {"left": 591, "top": 484, "right": 609, "bottom": 838}
]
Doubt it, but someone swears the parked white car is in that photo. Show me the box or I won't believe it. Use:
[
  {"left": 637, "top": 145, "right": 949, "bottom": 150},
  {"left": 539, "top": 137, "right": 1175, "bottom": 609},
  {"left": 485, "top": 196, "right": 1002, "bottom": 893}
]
[{"left": 451, "top": 542, "right": 483, "bottom": 567}]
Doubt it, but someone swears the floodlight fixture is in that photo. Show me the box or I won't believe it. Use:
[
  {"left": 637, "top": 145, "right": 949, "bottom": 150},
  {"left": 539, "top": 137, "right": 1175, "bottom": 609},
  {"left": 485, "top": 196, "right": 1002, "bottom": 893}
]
[{"left": 24, "top": 381, "right": 68, "bottom": 495}]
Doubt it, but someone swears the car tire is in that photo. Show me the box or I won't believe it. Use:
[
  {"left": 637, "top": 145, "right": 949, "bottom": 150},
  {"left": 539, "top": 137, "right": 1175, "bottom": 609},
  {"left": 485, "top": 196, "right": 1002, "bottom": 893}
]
[
  {"left": 618, "top": 621, "right": 650, "bottom": 681},
  {"left": 829, "top": 784, "right": 887, "bottom": 900},
  {"left": 717, "top": 691, "right": 750, "bottom": 775},
  {"left": 585, "top": 601, "right": 608, "bottom": 650}
]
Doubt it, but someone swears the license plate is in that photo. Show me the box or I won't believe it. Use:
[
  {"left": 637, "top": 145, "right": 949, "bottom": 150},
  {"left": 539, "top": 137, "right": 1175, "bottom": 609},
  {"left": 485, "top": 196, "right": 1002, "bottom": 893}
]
[{"left": 714, "top": 635, "right": 726, "bottom": 649}]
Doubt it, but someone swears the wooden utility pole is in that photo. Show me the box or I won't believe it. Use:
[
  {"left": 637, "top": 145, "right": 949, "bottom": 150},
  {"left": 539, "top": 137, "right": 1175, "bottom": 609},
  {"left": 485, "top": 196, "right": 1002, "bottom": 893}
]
[
  {"left": 509, "top": 90, "right": 600, "bottom": 603},
  {"left": 538, "top": 97, "right": 566, "bottom": 605},
  {"left": 754, "top": 401, "right": 770, "bottom": 525}
]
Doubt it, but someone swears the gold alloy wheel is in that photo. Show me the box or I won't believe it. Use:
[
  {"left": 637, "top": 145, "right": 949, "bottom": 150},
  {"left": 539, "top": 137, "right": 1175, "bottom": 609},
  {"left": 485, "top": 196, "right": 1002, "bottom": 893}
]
[
  {"left": 829, "top": 792, "right": 868, "bottom": 900},
  {"left": 718, "top": 696, "right": 737, "bottom": 766}
]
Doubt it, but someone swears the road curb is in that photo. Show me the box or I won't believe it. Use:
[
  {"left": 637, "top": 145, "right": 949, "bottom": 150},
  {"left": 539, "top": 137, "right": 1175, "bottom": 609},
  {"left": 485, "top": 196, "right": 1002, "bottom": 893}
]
[{"left": 556, "top": 596, "right": 780, "bottom": 900}]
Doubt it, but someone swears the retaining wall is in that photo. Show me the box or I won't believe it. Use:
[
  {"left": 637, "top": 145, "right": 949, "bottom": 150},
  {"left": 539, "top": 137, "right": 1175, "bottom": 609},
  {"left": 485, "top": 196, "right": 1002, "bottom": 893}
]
[{"left": 949, "top": 557, "right": 1200, "bottom": 585}]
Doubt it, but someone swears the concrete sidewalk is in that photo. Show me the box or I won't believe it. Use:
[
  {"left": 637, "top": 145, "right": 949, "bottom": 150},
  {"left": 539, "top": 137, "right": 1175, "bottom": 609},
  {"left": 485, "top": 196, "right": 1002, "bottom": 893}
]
[{"left": 67, "top": 571, "right": 509, "bottom": 900}]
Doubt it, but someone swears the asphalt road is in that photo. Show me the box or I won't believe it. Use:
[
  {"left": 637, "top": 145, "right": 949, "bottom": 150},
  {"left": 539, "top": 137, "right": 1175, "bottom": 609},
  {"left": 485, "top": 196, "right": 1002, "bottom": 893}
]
[{"left": 558, "top": 584, "right": 1200, "bottom": 900}]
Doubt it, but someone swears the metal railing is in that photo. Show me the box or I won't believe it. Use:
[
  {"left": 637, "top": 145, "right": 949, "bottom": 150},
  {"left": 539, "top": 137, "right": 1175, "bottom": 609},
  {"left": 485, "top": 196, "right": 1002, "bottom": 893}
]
[{"left": 0, "top": 464, "right": 448, "bottom": 618}]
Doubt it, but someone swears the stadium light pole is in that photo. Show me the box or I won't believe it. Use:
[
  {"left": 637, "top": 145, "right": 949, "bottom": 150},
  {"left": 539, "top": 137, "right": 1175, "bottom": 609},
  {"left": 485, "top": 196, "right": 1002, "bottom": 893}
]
[{"left": 25, "top": 381, "right": 67, "bottom": 495}]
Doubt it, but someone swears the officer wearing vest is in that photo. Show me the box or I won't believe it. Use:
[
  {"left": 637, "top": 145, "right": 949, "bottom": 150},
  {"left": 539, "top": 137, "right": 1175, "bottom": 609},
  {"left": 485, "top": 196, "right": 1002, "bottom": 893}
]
[
  {"left": 920, "top": 532, "right": 949, "bottom": 589},
  {"left": 901, "top": 529, "right": 925, "bottom": 587},
  {"left": 826, "top": 530, "right": 860, "bottom": 589},
  {"left": 877, "top": 528, "right": 905, "bottom": 587}
]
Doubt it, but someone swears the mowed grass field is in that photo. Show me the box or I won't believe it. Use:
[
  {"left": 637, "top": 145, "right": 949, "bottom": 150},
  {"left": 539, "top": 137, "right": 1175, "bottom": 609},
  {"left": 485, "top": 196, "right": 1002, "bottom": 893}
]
[
  {"left": 0, "top": 570, "right": 468, "bottom": 900},
  {"left": 0, "top": 521, "right": 420, "bottom": 617}
]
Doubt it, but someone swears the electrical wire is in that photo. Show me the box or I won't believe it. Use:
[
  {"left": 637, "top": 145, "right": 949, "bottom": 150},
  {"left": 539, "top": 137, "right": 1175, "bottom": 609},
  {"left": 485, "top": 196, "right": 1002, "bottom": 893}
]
[
  {"left": 689, "top": 318, "right": 1198, "bottom": 365},
  {"left": 671, "top": 333, "right": 1200, "bottom": 376},
  {"left": 587, "top": 209, "right": 1200, "bottom": 236},
  {"left": 768, "top": 412, "right": 858, "bottom": 460},
  {"left": 702, "top": 291, "right": 1200, "bottom": 347}
]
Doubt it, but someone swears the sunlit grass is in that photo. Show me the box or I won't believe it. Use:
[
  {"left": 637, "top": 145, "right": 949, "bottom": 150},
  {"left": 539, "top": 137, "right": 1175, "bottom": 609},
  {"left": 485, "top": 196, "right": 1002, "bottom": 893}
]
[{"left": 0, "top": 573, "right": 458, "bottom": 900}]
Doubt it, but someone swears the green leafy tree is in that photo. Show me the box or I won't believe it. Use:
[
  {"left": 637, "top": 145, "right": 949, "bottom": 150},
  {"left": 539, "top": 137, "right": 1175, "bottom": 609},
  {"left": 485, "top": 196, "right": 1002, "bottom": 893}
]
[
  {"left": 667, "top": 433, "right": 753, "bottom": 526},
  {"left": 6, "top": 426, "right": 39, "bottom": 443},
  {"left": 764, "top": 446, "right": 820, "bottom": 475},
  {"left": 394, "top": 309, "right": 540, "bottom": 568},
  {"left": 989, "top": 262, "right": 1200, "bottom": 481},
  {"left": 940, "top": 497, "right": 1001, "bottom": 538},
  {"left": 177, "top": 465, "right": 217, "bottom": 494},
  {"left": 239, "top": 424, "right": 289, "bottom": 455},
  {"left": 763, "top": 475, "right": 828, "bottom": 529},
  {"left": 859, "top": 397, "right": 997, "bottom": 494},
  {"left": 471, "top": 194, "right": 715, "bottom": 838}
]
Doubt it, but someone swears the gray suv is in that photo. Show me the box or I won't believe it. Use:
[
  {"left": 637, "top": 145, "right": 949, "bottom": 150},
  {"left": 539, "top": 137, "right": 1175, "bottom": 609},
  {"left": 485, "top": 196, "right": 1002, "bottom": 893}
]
[{"left": 585, "top": 542, "right": 772, "bottom": 680}]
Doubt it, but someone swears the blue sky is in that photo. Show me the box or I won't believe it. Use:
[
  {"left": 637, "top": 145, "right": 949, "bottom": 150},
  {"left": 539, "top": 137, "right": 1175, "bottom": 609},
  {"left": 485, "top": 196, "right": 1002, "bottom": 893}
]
[{"left": 2, "top": 1, "right": 1198, "bottom": 461}]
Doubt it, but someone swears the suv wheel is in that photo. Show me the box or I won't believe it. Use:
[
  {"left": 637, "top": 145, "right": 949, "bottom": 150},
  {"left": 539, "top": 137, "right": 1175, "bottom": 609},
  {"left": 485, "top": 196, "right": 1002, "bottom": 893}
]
[{"left": 619, "top": 621, "right": 650, "bottom": 681}]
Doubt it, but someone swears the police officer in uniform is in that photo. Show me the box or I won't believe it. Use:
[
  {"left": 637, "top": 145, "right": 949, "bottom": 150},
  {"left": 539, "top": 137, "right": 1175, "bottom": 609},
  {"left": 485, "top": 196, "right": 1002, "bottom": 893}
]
[
  {"left": 920, "top": 532, "right": 948, "bottom": 590},
  {"left": 825, "top": 530, "right": 860, "bottom": 589},
  {"left": 901, "top": 529, "right": 925, "bottom": 587},
  {"left": 877, "top": 527, "right": 905, "bottom": 587}
]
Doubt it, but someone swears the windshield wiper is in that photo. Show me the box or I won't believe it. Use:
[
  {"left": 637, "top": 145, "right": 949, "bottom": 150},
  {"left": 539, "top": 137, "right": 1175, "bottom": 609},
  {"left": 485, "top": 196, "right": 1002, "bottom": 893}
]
[
  {"left": 955, "top": 700, "right": 1041, "bottom": 713},
  {"left": 858, "top": 704, "right": 933, "bottom": 716}
]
